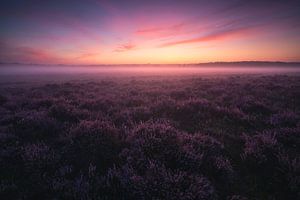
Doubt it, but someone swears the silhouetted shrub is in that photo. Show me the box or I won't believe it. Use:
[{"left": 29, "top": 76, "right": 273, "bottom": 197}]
[
  {"left": 0, "top": 94, "right": 7, "bottom": 106},
  {"left": 180, "top": 133, "right": 234, "bottom": 196},
  {"left": 102, "top": 161, "right": 217, "bottom": 200},
  {"left": 238, "top": 96, "right": 271, "bottom": 115},
  {"left": 11, "top": 111, "right": 60, "bottom": 141},
  {"left": 122, "top": 120, "right": 182, "bottom": 170},
  {"left": 241, "top": 130, "right": 300, "bottom": 199},
  {"left": 62, "top": 120, "right": 123, "bottom": 174},
  {"left": 269, "top": 111, "right": 299, "bottom": 127},
  {"left": 49, "top": 103, "right": 82, "bottom": 123}
]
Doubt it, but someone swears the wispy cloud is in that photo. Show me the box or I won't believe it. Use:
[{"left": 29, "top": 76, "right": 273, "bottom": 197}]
[
  {"left": 0, "top": 42, "right": 65, "bottom": 64},
  {"left": 1, "top": 0, "right": 299, "bottom": 63},
  {"left": 136, "top": 23, "right": 186, "bottom": 34},
  {"left": 135, "top": 22, "right": 192, "bottom": 40},
  {"left": 158, "top": 26, "right": 253, "bottom": 47},
  {"left": 75, "top": 53, "right": 100, "bottom": 60},
  {"left": 114, "top": 43, "right": 136, "bottom": 52}
]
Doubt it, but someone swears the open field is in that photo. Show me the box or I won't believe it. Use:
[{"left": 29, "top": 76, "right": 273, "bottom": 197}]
[
  {"left": 0, "top": 71, "right": 300, "bottom": 199},
  {"left": 2, "top": 0, "right": 300, "bottom": 199}
]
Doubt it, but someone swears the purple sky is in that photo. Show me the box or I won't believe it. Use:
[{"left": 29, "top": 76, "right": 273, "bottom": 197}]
[{"left": 1, "top": 0, "right": 300, "bottom": 64}]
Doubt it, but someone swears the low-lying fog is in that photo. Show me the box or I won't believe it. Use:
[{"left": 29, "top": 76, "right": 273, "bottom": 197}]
[{"left": 0, "top": 64, "right": 300, "bottom": 83}]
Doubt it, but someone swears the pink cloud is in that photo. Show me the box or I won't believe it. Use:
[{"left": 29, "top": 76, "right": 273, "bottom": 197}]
[
  {"left": 159, "top": 26, "right": 254, "bottom": 47},
  {"left": 75, "top": 53, "right": 100, "bottom": 60},
  {"left": 136, "top": 23, "right": 185, "bottom": 34},
  {"left": 135, "top": 22, "right": 194, "bottom": 40},
  {"left": 0, "top": 43, "right": 66, "bottom": 64},
  {"left": 114, "top": 43, "right": 136, "bottom": 52}
]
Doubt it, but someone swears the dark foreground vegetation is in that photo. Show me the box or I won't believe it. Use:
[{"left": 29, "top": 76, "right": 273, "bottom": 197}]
[{"left": 0, "top": 75, "right": 299, "bottom": 199}]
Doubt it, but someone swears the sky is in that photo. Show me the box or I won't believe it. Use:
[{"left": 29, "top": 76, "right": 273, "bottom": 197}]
[{"left": 0, "top": 0, "right": 300, "bottom": 64}]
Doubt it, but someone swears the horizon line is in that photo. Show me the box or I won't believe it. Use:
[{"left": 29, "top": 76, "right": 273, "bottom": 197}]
[{"left": 1, "top": 60, "right": 300, "bottom": 66}]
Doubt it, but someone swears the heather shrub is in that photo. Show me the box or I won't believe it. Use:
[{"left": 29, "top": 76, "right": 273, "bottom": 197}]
[
  {"left": 242, "top": 132, "right": 278, "bottom": 163},
  {"left": 3, "top": 98, "right": 22, "bottom": 111},
  {"left": 11, "top": 111, "right": 60, "bottom": 141},
  {"left": 241, "top": 130, "right": 300, "bottom": 199},
  {"left": 30, "top": 97, "right": 54, "bottom": 109},
  {"left": 150, "top": 98, "right": 178, "bottom": 118},
  {"left": 0, "top": 75, "right": 299, "bottom": 199},
  {"left": 0, "top": 107, "right": 11, "bottom": 126},
  {"left": 0, "top": 131, "right": 16, "bottom": 146},
  {"left": 180, "top": 133, "right": 234, "bottom": 196},
  {"left": 102, "top": 161, "right": 217, "bottom": 200},
  {"left": 113, "top": 106, "right": 152, "bottom": 128},
  {"left": 0, "top": 131, "right": 22, "bottom": 185},
  {"left": 61, "top": 120, "right": 123, "bottom": 174},
  {"left": 0, "top": 180, "right": 19, "bottom": 200},
  {"left": 21, "top": 142, "right": 54, "bottom": 165},
  {"left": 172, "top": 99, "right": 211, "bottom": 132},
  {"left": 180, "top": 133, "right": 231, "bottom": 172},
  {"left": 48, "top": 163, "right": 104, "bottom": 200},
  {"left": 227, "top": 195, "right": 248, "bottom": 200},
  {"left": 122, "top": 106, "right": 152, "bottom": 123},
  {"left": 79, "top": 98, "right": 114, "bottom": 112},
  {"left": 277, "top": 152, "right": 300, "bottom": 195},
  {"left": 0, "top": 142, "right": 58, "bottom": 199},
  {"left": 238, "top": 96, "right": 271, "bottom": 115},
  {"left": 49, "top": 103, "right": 82, "bottom": 123},
  {"left": 269, "top": 111, "right": 299, "bottom": 127},
  {"left": 0, "top": 94, "right": 7, "bottom": 106},
  {"left": 275, "top": 128, "right": 300, "bottom": 156},
  {"left": 122, "top": 120, "right": 183, "bottom": 170},
  {"left": 18, "top": 143, "right": 58, "bottom": 197}
]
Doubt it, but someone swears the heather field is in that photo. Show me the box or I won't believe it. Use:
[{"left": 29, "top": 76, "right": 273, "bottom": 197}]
[{"left": 0, "top": 74, "right": 299, "bottom": 199}]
